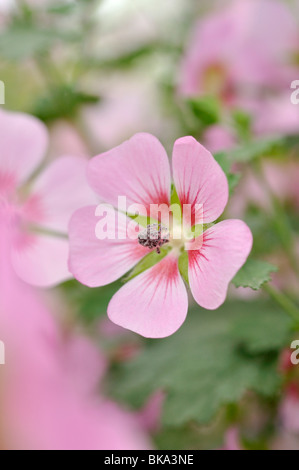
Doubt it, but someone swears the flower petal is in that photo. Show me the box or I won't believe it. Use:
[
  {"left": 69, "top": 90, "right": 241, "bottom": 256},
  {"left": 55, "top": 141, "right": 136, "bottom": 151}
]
[
  {"left": 11, "top": 232, "right": 71, "bottom": 288},
  {"left": 253, "top": 93, "right": 299, "bottom": 136},
  {"left": 29, "top": 156, "right": 97, "bottom": 233},
  {"left": 68, "top": 205, "right": 148, "bottom": 287},
  {"left": 172, "top": 136, "right": 229, "bottom": 225},
  {"left": 108, "top": 254, "right": 188, "bottom": 338},
  {"left": 87, "top": 133, "right": 171, "bottom": 216},
  {"left": 0, "top": 110, "right": 48, "bottom": 188},
  {"left": 188, "top": 220, "right": 253, "bottom": 310}
]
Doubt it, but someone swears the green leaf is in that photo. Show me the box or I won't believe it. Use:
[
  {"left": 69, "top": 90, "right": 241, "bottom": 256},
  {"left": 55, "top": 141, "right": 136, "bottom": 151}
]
[
  {"left": 90, "top": 43, "right": 165, "bottom": 70},
  {"left": 229, "top": 137, "right": 283, "bottom": 163},
  {"left": 187, "top": 96, "right": 220, "bottom": 126},
  {"left": 47, "top": 3, "right": 77, "bottom": 15},
  {"left": 214, "top": 152, "right": 241, "bottom": 194},
  {"left": 0, "top": 26, "right": 78, "bottom": 61},
  {"left": 170, "top": 184, "right": 182, "bottom": 222},
  {"left": 108, "top": 300, "right": 285, "bottom": 426},
  {"left": 233, "top": 259, "right": 278, "bottom": 291},
  {"left": 178, "top": 251, "right": 189, "bottom": 285},
  {"left": 214, "top": 152, "right": 231, "bottom": 174},
  {"left": 215, "top": 135, "right": 298, "bottom": 166},
  {"left": 155, "top": 423, "right": 225, "bottom": 450},
  {"left": 227, "top": 172, "right": 241, "bottom": 193},
  {"left": 232, "top": 109, "right": 252, "bottom": 141},
  {"left": 61, "top": 279, "right": 122, "bottom": 324},
  {"left": 170, "top": 184, "right": 181, "bottom": 207},
  {"left": 124, "top": 246, "right": 172, "bottom": 282},
  {"left": 32, "top": 85, "right": 99, "bottom": 122},
  {"left": 126, "top": 212, "right": 156, "bottom": 228},
  {"left": 231, "top": 309, "right": 291, "bottom": 355}
]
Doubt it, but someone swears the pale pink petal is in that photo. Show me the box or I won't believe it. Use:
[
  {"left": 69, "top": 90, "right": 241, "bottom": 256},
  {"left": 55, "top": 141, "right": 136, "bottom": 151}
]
[
  {"left": 48, "top": 120, "right": 90, "bottom": 160},
  {"left": 172, "top": 136, "right": 228, "bottom": 225},
  {"left": 228, "top": 0, "right": 298, "bottom": 88},
  {"left": 0, "top": 110, "right": 48, "bottom": 188},
  {"left": 179, "top": 9, "right": 240, "bottom": 96},
  {"left": 0, "top": 214, "right": 152, "bottom": 450},
  {"left": 179, "top": 0, "right": 298, "bottom": 97},
  {"left": 188, "top": 220, "right": 253, "bottom": 310},
  {"left": 280, "top": 387, "right": 299, "bottom": 433},
  {"left": 138, "top": 391, "right": 165, "bottom": 433},
  {"left": 108, "top": 254, "right": 188, "bottom": 338},
  {"left": 220, "top": 427, "right": 242, "bottom": 451},
  {"left": 204, "top": 125, "right": 236, "bottom": 153},
  {"left": 253, "top": 94, "right": 299, "bottom": 136},
  {"left": 60, "top": 335, "right": 108, "bottom": 396},
  {"left": 68, "top": 205, "right": 149, "bottom": 287},
  {"left": 29, "top": 156, "right": 97, "bottom": 233},
  {"left": 11, "top": 232, "right": 71, "bottom": 287},
  {"left": 87, "top": 133, "right": 171, "bottom": 216}
]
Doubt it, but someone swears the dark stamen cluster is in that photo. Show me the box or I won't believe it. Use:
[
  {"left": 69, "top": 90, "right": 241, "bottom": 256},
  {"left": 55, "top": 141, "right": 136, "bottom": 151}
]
[{"left": 138, "top": 224, "right": 170, "bottom": 254}]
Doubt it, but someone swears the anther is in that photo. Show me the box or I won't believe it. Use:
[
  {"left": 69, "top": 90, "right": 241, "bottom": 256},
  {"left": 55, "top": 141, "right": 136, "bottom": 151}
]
[{"left": 138, "top": 224, "right": 170, "bottom": 254}]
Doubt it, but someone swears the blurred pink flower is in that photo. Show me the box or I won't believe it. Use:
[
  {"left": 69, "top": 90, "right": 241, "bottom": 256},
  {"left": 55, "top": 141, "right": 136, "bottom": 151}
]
[
  {"left": 0, "top": 216, "right": 151, "bottom": 450},
  {"left": 262, "top": 160, "right": 299, "bottom": 209},
  {"left": 279, "top": 349, "right": 296, "bottom": 374},
  {"left": 48, "top": 120, "right": 90, "bottom": 161},
  {"left": 180, "top": 0, "right": 299, "bottom": 136},
  {"left": 228, "top": 158, "right": 299, "bottom": 221},
  {"left": 220, "top": 427, "right": 242, "bottom": 451},
  {"left": 253, "top": 94, "right": 299, "bottom": 137},
  {"left": 0, "top": 0, "right": 15, "bottom": 27},
  {"left": 0, "top": 109, "right": 95, "bottom": 287},
  {"left": 82, "top": 73, "right": 177, "bottom": 151},
  {"left": 69, "top": 133, "right": 252, "bottom": 338},
  {"left": 227, "top": 168, "right": 271, "bottom": 219},
  {"left": 138, "top": 391, "right": 165, "bottom": 434},
  {"left": 203, "top": 125, "right": 236, "bottom": 153},
  {"left": 280, "top": 384, "right": 299, "bottom": 435}
]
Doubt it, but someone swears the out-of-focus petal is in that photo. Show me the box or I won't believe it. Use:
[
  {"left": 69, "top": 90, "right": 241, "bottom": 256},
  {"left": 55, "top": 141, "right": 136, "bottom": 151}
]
[
  {"left": 280, "top": 388, "right": 299, "bottom": 434},
  {"left": 253, "top": 94, "right": 299, "bottom": 136},
  {"left": 179, "top": 0, "right": 298, "bottom": 96},
  {"left": 29, "top": 156, "right": 97, "bottom": 233},
  {"left": 11, "top": 231, "right": 71, "bottom": 287},
  {"left": 108, "top": 254, "right": 188, "bottom": 338},
  {"left": 60, "top": 335, "right": 108, "bottom": 396},
  {"left": 204, "top": 125, "right": 236, "bottom": 153},
  {"left": 188, "top": 220, "right": 252, "bottom": 310},
  {"left": 0, "top": 110, "right": 48, "bottom": 189},
  {"left": 0, "top": 215, "right": 152, "bottom": 450}
]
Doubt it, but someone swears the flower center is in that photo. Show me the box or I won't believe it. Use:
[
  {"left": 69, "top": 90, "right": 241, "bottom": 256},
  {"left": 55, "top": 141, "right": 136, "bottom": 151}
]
[
  {"left": 138, "top": 224, "right": 170, "bottom": 254},
  {"left": 202, "top": 63, "right": 234, "bottom": 103}
]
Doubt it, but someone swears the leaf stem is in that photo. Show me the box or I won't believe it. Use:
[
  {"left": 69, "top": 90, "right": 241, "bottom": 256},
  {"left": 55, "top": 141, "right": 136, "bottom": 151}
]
[
  {"left": 263, "top": 283, "right": 299, "bottom": 327},
  {"left": 252, "top": 160, "right": 299, "bottom": 276}
]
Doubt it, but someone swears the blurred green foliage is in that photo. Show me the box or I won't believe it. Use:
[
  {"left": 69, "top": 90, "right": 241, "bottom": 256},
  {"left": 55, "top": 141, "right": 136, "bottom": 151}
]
[
  {"left": 1, "top": 0, "right": 299, "bottom": 450},
  {"left": 107, "top": 300, "right": 290, "bottom": 427}
]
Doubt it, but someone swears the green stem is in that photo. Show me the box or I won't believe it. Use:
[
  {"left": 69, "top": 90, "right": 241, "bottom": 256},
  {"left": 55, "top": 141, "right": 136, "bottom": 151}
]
[
  {"left": 263, "top": 283, "right": 299, "bottom": 326},
  {"left": 252, "top": 161, "right": 299, "bottom": 276},
  {"left": 269, "top": 195, "right": 299, "bottom": 276}
]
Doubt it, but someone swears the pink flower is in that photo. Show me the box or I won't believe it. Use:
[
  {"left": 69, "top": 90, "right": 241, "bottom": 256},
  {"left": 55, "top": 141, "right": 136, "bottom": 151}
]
[
  {"left": 69, "top": 133, "right": 252, "bottom": 338},
  {"left": 48, "top": 120, "right": 90, "bottom": 160},
  {"left": 203, "top": 125, "right": 236, "bottom": 153},
  {"left": 179, "top": 0, "right": 299, "bottom": 136},
  {"left": 138, "top": 391, "right": 165, "bottom": 434},
  {"left": 0, "top": 216, "right": 151, "bottom": 450},
  {"left": 0, "top": 109, "right": 95, "bottom": 287},
  {"left": 220, "top": 427, "right": 242, "bottom": 451},
  {"left": 280, "top": 384, "right": 299, "bottom": 434}
]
